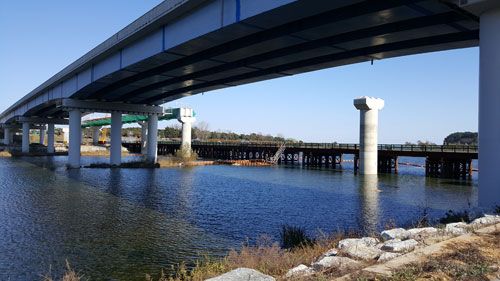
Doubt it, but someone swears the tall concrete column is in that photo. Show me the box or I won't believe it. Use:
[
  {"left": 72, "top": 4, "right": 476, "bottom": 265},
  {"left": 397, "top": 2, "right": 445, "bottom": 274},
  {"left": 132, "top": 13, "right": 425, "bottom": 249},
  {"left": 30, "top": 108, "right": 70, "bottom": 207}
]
[
  {"left": 68, "top": 110, "right": 82, "bottom": 168},
  {"left": 479, "top": 6, "right": 500, "bottom": 208},
  {"left": 140, "top": 121, "right": 148, "bottom": 155},
  {"left": 354, "top": 97, "right": 384, "bottom": 175},
  {"left": 110, "top": 112, "right": 122, "bottom": 166},
  {"left": 22, "top": 122, "right": 30, "bottom": 153},
  {"left": 47, "top": 123, "right": 55, "bottom": 154},
  {"left": 3, "top": 128, "right": 10, "bottom": 145},
  {"left": 92, "top": 127, "right": 101, "bottom": 145},
  {"left": 146, "top": 115, "right": 158, "bottom": 163},
  {"left": 39, "top": 126, "right": 46, "bottom": 145},
  {"left": 178, "top": 108, "right": 196, "bottom": 152},
  {"left": 181, "top": 119, "right": 194, "bottom": 148}
]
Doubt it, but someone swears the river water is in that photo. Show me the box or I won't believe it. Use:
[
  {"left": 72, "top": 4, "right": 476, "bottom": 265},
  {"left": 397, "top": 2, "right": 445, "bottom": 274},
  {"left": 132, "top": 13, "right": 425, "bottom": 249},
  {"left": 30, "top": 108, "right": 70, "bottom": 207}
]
[{"left": 0, "top": 156, "right": 477, "bottom": 280}]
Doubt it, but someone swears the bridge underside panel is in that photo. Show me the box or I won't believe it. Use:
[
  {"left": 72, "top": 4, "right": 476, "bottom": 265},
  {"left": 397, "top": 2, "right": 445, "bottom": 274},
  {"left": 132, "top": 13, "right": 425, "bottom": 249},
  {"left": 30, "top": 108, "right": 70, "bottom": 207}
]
[
  {"left": 0, "top": 0, "right": 480, "bottom": 123},
  {"left": 70, "top": 0, "right": 478, "bottom": 107}
]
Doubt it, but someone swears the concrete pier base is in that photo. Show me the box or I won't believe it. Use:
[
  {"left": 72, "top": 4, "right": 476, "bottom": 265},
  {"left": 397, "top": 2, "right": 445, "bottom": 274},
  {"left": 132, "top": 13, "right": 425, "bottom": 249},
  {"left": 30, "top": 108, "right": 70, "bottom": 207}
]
[{"left": 354, "top": 97, "right": 384, "bottom": 175}]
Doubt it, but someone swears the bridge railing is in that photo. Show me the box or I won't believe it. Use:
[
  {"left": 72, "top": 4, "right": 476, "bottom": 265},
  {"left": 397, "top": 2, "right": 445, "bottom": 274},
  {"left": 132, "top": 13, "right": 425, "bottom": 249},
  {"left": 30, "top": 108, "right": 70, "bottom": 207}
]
[
  {"left": 155, "top": 141, "right": 478, "bottom": 153},
  {"left": 377, "top": 144, "right": 478, "bottom": 153}
]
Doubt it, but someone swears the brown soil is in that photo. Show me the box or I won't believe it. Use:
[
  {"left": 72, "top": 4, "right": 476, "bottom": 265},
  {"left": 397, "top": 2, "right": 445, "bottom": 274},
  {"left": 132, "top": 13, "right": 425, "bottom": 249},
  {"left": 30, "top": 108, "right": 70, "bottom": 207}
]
[{"left": 346, "top": 230, "right": 500, "bottom": 281}]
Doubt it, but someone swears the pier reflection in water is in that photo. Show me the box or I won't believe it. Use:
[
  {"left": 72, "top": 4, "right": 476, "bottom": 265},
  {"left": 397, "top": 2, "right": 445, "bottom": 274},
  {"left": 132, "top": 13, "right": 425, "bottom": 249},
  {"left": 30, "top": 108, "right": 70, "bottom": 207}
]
[
  {"left": 0, "top": 156, "right": 477, "bottom": 280},
  {"left": 358, "top": 175, "right": 380, "bottom": 234}
]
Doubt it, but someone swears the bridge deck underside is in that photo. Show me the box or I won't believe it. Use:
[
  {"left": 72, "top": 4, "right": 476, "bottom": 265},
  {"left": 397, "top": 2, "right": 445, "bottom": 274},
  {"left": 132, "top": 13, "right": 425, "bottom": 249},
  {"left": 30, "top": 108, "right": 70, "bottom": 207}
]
[
  {"left": 75, "top": 0, "right": 477, "bottom": 106},
  {"left": 7, "top": 0, "right": 479, "bottom": 123}
]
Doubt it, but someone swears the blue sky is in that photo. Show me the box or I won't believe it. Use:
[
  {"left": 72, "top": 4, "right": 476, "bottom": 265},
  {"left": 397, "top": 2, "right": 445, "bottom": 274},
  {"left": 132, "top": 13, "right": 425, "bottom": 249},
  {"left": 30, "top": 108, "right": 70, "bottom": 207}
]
[{"left": 0, "top": 1, "right": 479, "bottom": 143}]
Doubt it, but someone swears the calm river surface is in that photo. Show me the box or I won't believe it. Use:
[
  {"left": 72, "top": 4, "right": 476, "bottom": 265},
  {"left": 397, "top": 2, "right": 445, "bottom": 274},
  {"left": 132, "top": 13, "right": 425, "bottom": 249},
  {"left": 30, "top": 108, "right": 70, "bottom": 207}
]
[{"left": 0, "top": 156, "right": 477, "bottom": 280}]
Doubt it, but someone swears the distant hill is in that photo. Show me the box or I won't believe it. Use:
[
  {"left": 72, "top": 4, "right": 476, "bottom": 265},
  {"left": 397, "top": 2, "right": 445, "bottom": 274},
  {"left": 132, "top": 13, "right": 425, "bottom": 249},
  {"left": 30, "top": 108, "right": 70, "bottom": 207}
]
[{"left": 443, "top": 132, "right": 477, "bottom": 145}]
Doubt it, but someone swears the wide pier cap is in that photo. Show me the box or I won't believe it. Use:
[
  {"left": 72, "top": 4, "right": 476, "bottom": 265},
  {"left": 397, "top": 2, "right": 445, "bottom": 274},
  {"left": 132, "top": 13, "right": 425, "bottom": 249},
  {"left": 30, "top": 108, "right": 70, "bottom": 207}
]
[{"left": 354, "top": 97, "right": 385, "bottom": 111}]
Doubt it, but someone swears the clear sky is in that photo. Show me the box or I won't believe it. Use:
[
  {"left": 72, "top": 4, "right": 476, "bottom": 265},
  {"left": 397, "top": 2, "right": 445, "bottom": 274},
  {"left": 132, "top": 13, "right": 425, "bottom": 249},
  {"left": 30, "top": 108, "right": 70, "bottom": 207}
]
[{"left": 0, "top": 1, "right": 479, "bottom": 144}]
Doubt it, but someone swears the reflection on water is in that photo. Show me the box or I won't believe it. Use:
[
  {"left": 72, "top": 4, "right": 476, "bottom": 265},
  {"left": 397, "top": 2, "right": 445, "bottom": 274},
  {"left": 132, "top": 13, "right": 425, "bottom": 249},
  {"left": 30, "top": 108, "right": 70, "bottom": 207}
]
[
  {"left": 0, "top": 156, "right": 478, "bottom": 280},
  {"left": 358, "top": 175, "right": 380, "bottom": 234}
]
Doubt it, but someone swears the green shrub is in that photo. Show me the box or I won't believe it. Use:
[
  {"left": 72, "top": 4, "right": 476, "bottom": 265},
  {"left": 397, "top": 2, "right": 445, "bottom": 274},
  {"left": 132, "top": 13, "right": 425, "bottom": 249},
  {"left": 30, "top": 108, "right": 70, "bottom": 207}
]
[
  {"left": 439, "top": 210, "right": 471, "bottom": 224},
  {"left": 279, "top": 224, "right": 313, "bottom": 250}
]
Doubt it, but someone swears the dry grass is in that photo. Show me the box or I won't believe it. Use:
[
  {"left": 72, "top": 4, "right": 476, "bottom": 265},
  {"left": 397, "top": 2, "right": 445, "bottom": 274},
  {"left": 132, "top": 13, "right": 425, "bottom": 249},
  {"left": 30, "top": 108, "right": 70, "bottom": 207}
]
[
  {"left": 350, "top": 231, "right": 500, "bottom": 281},
  {"left": 0, "top": 150, "right": 12, "bottom": 157},
  {"left": 43, "top": 260, "right": 84, "bottom": 281},
  {"left": 157, "top": 148, "right": 203, "bottom": 168},
  {"left": 160, "top": 230, "right": 361, "bottom": 281}
]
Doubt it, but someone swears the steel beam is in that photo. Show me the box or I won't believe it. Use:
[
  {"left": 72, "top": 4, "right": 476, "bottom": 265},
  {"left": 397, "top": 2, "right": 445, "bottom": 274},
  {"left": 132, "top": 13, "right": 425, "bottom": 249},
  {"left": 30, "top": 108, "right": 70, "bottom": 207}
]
[
  {"left": 144, "top": 31, "right": 479, "bottom": 103},
  {"left": 59, "top": 99, "right": 163, "bottom": 115},
  {"left": 17, "top": 116, "right": 69, "bottom": 124}
]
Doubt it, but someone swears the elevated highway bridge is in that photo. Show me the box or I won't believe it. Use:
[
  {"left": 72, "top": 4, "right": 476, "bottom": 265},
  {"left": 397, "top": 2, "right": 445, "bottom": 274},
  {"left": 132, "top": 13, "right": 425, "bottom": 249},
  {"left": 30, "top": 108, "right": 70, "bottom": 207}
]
[{"left": 0, "top": 0, "right": 498, "bottom": 207}]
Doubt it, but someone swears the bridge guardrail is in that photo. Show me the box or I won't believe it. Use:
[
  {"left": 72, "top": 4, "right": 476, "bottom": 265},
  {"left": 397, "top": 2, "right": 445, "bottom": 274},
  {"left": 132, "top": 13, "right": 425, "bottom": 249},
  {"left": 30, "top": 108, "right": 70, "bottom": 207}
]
[{"left": 153, "top": 141, "right": 478, "bottom": 153}]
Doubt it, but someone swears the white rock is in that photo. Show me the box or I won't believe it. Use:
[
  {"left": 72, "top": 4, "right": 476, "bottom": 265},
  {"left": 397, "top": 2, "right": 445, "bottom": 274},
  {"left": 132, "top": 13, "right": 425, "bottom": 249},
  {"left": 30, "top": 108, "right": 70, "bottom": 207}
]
[
  {"left": 322, "top": 248, "right": 338, "bottom": 257},
  {"left": 338, "top": 237, "right": 379, "bottom": 249},
  {"left": 312, "top": 256, "right": 360, "bottom": 271},
  {"left": 471, "top": 215, "right": 500, "bottom": 226},
  {"left": 376, "top": 238, "right": 401, "bottom": 249},
  {"left": 206, "top": 268, "right": 275, "bottom": 281},
  {"left": 341, "top": 244, "right": 383, "bottom": 260},
  {"left": 285, "top": 264, "right": 313, "bottom": 278},
  {"left": 377, "top": 252, "right": 402, "bottom": 263},
  {"left": 445, "top": 222, "right": 469, "bottom": 236},
  {"left": 380, "top": 239, "right": 419, "bottom": 252},
  {"left": 381, "top": 228, "right": 410, "bottom": 240},
  {"left": 407, "top": 227, "right": 439, "bottom": 239}
]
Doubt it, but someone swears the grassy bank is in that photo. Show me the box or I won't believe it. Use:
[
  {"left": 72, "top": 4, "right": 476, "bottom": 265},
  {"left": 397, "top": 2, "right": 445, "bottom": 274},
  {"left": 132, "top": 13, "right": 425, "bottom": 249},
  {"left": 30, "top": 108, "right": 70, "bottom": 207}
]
[{"left": 42, "top": 209, "right": 500, "bottom": 280}]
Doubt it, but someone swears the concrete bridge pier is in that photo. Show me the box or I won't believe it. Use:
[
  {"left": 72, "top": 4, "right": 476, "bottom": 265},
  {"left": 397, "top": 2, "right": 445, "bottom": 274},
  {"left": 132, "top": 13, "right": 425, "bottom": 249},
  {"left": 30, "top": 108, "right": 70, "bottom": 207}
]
[
  {"left": 68, "top": 110, "right": 82, "bottom": 168},
  {"left": 92, "top": 127, "right": 101, "bottom": 145},
  {"left": 47, "top": 124, "right": 55, "bottom": 154},
  {"left": 60, "top": 99, "right": 163, "bottom": 167},
  {"left": 110, "top": 112, "right": 122, "bottom": 166},
  {"left": 22, "top": 122, "right": 30, "bottom": 153},
  {"left": 147, "top": 115, "right": 158, "bottom": 163},
  {"left": 477, "top": 3, "right": 500, "bottom": 208},
  {"left": 3, "top": 128, "right": 10, "bottom": 145},
  {"left": 178, "top": 108, "right": 196, "bottom": 152},
  {"left": 354, "top": 97, "right": 384, "bottom": 175},
  {"left": 39, "top": 125, "right": 46, "bottom": 145},
  {"left": 139, "top": 121, "right": 148, "bottom": 155}
]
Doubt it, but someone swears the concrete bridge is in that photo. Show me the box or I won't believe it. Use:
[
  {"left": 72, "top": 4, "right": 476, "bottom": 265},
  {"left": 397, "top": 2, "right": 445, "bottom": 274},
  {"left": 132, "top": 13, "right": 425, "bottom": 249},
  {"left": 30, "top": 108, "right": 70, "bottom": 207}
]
[{"left": 0, "top": 0, "right": 498, "bottom": 207}]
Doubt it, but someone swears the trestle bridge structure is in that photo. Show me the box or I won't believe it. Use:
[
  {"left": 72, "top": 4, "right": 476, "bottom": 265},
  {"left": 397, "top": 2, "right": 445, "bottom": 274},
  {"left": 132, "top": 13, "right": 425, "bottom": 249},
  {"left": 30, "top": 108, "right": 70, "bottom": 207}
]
[{"left": 123, "top": 141, "right": 478, "bottom": 179}]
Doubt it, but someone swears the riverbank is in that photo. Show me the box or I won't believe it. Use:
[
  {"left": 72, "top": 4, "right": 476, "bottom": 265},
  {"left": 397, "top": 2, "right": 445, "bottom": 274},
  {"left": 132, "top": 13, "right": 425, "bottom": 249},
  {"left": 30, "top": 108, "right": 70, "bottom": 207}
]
[
  {"left": 171, "top": 214, "right": 500, "bottom": 281},
  {"left": 44, "top": 212, "right": 500, "bottom": 281}
]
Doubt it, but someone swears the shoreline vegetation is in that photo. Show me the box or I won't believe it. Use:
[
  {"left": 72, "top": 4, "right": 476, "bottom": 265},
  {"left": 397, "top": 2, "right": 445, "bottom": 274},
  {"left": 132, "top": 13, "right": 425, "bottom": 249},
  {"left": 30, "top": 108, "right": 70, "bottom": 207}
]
[{"left": 43, "top": 208, "right": 500, "bottom": 281}]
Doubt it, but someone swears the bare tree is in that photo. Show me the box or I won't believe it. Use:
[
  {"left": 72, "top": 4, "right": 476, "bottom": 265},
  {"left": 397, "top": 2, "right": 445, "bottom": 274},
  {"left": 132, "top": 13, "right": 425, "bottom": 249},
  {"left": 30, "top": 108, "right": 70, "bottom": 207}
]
[{"left": 194, "top": 121, "right": 211, "bottom": 140}]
